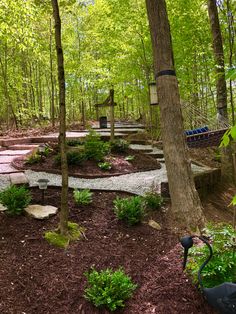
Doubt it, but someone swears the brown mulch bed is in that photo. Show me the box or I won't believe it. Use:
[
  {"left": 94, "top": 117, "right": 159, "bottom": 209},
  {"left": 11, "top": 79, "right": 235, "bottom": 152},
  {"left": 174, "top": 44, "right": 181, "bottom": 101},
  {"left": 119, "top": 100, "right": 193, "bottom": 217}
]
[
  {"left": 13, "top": 149, "right": 161, "bottom": 178},
  {"left": 0, "top": 187, "right": 216, "bottom": 314}
]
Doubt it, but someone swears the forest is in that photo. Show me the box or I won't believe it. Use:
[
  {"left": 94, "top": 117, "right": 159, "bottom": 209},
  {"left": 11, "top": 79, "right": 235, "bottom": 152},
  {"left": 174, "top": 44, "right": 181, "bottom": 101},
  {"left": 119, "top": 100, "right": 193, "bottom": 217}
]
[{"left": 0, "top": 0, "right": 236, "bottom": 313}]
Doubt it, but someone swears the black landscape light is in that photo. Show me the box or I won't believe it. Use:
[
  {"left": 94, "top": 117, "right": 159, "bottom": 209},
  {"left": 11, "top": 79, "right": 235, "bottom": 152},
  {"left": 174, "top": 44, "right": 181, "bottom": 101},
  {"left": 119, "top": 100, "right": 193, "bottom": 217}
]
[
  {"left": 180, "top": 235, "right": 236, "bottom": 314},
  {"left": 148, "top": 82, "right": 158, "bottom": 106},
  {"left": 37, "top": 179, "right": 49, "bottom": 205}
]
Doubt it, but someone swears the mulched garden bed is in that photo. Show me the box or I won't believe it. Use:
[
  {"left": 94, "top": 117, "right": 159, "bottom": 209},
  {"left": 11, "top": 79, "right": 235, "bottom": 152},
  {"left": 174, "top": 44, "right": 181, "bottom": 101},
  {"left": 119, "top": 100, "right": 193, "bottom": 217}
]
[
  {"left": 12, "top": 148, "right": 161, "bottom": 178},
  {"left": 0, "top": 187, "right": 216, "bottom": 314}
]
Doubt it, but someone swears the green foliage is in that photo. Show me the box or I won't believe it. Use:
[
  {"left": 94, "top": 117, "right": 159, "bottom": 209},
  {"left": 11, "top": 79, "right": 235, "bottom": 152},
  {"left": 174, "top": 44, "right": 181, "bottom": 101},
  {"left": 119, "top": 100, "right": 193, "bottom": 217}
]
[
  {"left": 110, "top": 139, "right": 129, "bottom": 153},
  {"left": 186, "top": 223, "right": 236, "bottom": 288},
  {"left": 0, "top": 185, "right": 31, "bottom": 215},
  {"left": 124, "top": 155, "right": 135, "bottom": 161},
  {"left": 98, "top": 161, "right": 112, "bottom": 170},
  {"left": 44, "top": 222, "right": 84, "bottom": 248},
  {"left": 67, "top": 139, "right": 83, "bottom": 146},
  {"left": 220, "top": 126, "right": 236, "bottom": 148},
  {"left": 143, "top": 191, "right": 163, "bottom": 210},
  {"left": 84, "top": 267, "right": 137, "bottom": 311},
  {"left": 54, "top": 151, "right": 86, "bottom": 166},
  {"left": 113, "top": 196, "right": 145, "bottom": 225},
  {"left": 225, "top": 68, "right": 236, "bottom": 81},
  {"left": 25, "top": 153, "right": 41, "bottom": 165},
  {"left": 84, "top": 130, "right": 110, "bottom": 162},
  {"left": 73, "top": 189, "right": 93, "bottom": 205}
]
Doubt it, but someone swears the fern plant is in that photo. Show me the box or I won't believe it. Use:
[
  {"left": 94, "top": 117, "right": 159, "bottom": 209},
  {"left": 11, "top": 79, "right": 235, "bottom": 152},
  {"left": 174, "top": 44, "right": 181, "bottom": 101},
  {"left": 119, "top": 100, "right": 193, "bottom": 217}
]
[{"left": 73, "top": 189, "right": 93, "bottom": 205}]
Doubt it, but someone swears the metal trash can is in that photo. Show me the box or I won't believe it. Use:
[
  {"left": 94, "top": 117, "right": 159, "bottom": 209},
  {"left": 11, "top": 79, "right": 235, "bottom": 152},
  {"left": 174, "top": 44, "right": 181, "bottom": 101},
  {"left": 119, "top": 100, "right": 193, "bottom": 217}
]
[{"left": 99, "top": 116, "right": 107, "bottom": 128}]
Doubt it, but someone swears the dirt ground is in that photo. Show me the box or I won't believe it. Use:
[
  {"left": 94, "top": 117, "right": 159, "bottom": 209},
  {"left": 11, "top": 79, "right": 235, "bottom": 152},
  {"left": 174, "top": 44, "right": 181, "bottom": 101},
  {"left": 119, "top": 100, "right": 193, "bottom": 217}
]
[{"left": 1, "top": 186, "right": 231, "bottom": 314}]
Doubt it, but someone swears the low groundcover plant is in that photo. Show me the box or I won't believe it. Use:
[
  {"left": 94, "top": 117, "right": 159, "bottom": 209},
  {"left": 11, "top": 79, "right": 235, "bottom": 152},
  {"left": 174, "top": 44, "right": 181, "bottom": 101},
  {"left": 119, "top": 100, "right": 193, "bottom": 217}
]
[{"left": 84, "top": 267, "right": 137, "bottom": 311}]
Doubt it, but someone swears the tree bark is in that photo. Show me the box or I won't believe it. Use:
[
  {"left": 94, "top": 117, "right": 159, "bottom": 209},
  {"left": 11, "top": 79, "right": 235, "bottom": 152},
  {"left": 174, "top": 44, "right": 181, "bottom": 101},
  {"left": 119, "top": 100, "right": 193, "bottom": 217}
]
[
  {"left": 51, "top": 0, "right": 69, "bottom": 235},
  {"left": 145, "top": 0, "right": 205, "bottom": 231},
  {"left": 50, "top": 17, "right": 55, "bottom": 127},
  {"left": 207, "top": 0, "right": 228, "bottom": 121}
]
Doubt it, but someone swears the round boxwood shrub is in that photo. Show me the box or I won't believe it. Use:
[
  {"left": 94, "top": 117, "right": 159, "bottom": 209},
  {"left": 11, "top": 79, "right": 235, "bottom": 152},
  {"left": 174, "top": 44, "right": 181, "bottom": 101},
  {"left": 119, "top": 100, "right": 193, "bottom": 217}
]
[
  {"left": 84, "top": 267, "right": 137, "bottom": 311},
  {"left": 0, "top": 185, "right": 31, "bottom": 215}
]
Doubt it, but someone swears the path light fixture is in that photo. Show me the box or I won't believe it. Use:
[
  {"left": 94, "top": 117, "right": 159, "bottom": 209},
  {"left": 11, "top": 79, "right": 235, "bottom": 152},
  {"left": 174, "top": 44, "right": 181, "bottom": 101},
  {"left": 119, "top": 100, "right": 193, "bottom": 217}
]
[
  {"left": 148, "top": 82, "right": 158, "bottom": 106},
  {"left": 180, "top": 236, "right": 236, "bottom": 314},
  {"left": 37, "top": 179, "right": 49, "bottom": 205}
]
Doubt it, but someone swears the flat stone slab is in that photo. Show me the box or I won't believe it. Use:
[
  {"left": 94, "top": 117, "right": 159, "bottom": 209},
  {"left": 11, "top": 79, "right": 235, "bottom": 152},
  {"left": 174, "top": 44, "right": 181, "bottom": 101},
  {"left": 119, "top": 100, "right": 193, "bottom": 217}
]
[
  {"left": 0, "top": 164, "right": 20, "bottom": 174},
  {"left": 25, "top": 204, "right": 58, "bottom": 219},
  {"left": 10, "top": 172, "right": 28, "bottom": 185},
  {"left": 8, "top": 144, "right": 39, "bottom": 150},
  {"left": 0, "top": 204, "right": 7, "bottom": 212},
  {"left": 0, "top": 156, "right": 18, "bottom": 164},
  {"left": 148, "top": 219, "right": 161, "bottom": 230},
  {"left": 0, "top": 150, "right": 31, "bottom": 156}
]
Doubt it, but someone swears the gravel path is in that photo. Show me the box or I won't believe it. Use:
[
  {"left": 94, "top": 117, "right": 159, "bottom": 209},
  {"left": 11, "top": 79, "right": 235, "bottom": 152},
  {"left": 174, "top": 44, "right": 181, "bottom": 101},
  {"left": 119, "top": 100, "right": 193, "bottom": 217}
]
[{"left": 0, "top": 162, "right": 210, "bottom": 195}]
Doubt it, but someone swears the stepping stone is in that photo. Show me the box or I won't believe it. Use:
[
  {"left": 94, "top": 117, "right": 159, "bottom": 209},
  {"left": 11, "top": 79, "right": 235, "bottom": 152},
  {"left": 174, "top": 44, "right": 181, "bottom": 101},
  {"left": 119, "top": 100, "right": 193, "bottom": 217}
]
[
  {"left": 157, "top": 158, "right": 165, "bottom": 163},
  {"left": 10, "top": 172, "right": 28, "bottom": 185},
  {"left": 0, "top": 150, "right": 31, "bottom": 156},
  {"left": 0, "top": 164, "right": 21, "bottom": 174},
  {"left": 25, "top": 204, "right": 58, "bottom": 219},
  {"left": 148, "top": 219, "right": 161, "bottom": 230},
  {"left": 0, "top": 156, "right": 18, "bottom": 164},
  {"left": 0, "top": 204, "right": 7, "bottom": 212},
  {"left": 7, "top": 144, "right": 39, "bottom": 151},
  {"left": 129, "top": 144, "right": 153, "bottom": 153},
  {"left": 1, "top": 138, "right": 32, "bottom": 147},
  {"left": 146, "top": 151, "right": 164, "bottom": 158}
]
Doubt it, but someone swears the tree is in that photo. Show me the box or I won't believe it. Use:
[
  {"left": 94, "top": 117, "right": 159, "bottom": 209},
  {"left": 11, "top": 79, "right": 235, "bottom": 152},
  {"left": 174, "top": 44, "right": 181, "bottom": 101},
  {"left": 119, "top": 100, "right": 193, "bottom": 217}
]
[
  {"left": 207, "top": 0, "right": 228, "bottom": 121},
  {"left": 51, "top": 0, "right": 69, "bottom": 235},
  {"left": 145, "top": 0, "right": 205, "bottom": 230}
]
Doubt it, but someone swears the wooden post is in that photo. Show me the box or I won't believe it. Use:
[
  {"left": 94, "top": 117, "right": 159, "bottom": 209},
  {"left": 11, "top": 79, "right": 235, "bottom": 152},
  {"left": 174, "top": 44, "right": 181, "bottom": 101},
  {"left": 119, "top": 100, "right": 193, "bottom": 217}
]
[{"left": 110, "top": 89, "right": 115, "bottom": 141}]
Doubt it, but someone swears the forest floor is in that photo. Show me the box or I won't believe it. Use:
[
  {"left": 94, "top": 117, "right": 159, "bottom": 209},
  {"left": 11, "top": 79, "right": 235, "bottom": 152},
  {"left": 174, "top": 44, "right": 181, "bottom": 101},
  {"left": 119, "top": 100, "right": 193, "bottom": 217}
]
[{"left": 1, "top": 186, "right": 234, "bottom": 314}]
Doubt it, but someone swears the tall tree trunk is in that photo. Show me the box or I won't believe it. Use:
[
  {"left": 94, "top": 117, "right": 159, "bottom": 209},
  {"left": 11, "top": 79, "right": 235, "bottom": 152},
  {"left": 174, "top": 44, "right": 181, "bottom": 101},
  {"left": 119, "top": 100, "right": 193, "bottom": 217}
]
[
  {"left": 51, "top": 0, "right": 69, "bottom": 235},
  {"left": 207, "top": 0, "right": 228, "bottom": 121},
  {"left": 50, "top": 17, "right": 55, "bottom": 127},
  {"left": 145, "top": 0, "right": 205, "bottom": 231}
]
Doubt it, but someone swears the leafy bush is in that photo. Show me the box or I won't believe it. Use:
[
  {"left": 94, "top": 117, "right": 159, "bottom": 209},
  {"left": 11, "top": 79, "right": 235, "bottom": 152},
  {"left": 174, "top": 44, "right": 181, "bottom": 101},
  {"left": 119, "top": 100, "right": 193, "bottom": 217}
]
[
  {"left": 110, "top": 139, "right": 129, "bottom": 153},
  {"left": 84, "top": 130, "right": 110, "bottom": 161},
  {"left": 84, "top": 268, "right": 137, "bottom": 311},
  {"left": 54, "top": 151, "right": 86, "bottom": 166},
  {"left": 73, "top": 189, "right": 93, "bottom": 205},
  {"left": 98, "top": 161, "right": 112, "bottom": 171},
  {"left": 44, "top": 222, "right": 84, "bottom": 248},
  {"left": 143, "top": 191, "right": 163, "bottom": 210},
  {"left": 113, "top": 196, "right": 145, "bottom": 225},
  {"left": 0, "top": 185, "right": 31, "bottom": 215},
  {"left": 186, "top": 223, "right": 236, "bottom": 288},
  {"left": 25, "top": 153, "right": 41, "bottom": 165},
  {"left": 67, "top": 139, "right": 83, "bottom": 146}
]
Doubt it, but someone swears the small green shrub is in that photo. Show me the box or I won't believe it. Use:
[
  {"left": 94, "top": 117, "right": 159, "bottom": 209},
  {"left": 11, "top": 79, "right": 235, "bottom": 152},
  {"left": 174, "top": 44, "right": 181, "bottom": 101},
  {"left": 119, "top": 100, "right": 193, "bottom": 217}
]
[
  {"left": 84, "top": 268, "right": 137, "bottom": 311},
  {"left": 67, "top": 139, "right": 83, "bottom": 146},
  {"left": 113, "top": 196, "right": 145, "bottom": 225},
  {"left": 44, "top": 221, "right": 84, "bottom": 248},
  {"left": 143, "top": 191, "right": 163, "bottom": 210},
  {"left": 25, "top": 153, "right": 41, "bottom": 165},
  {"left": 84, "top": 130, "right": 110, "bottom": 161},
  {"left": 73, "top": 189, "right": 93, "bottom": 205},
  {"left": 54, "top": 151, "right": 86, "bottom": 166},
  {"left": 110, "top": 139, "right": 129, "bottom": 153},
  {"left": 0, "top": 185, "right": 31, "bottom": 215},
  {"left": 124, "top": 155, "right": 135, "bottom": 161},
  {"left": 98, "top": 161, "right": 112, "bottom": 171},
  {"left": 186, "top": 223, "right": 236, "bottom": 288}
]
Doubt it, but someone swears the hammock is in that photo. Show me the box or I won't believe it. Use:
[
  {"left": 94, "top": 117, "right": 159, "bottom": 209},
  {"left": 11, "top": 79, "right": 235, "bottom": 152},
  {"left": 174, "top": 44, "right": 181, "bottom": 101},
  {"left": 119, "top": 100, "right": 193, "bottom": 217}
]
[{"left": 186, "top": 128, "right": 228, "bottom": 148}]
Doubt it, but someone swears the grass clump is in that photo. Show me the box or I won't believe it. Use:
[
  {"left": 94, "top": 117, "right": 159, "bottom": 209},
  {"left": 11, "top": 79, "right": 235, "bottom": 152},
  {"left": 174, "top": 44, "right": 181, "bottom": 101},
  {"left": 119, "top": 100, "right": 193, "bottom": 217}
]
[
  {"left": 143, "top": 191, "right": 163, "bottom": 210},
  {"left": 84, "top": 130, "right": 110, "bottom": 161},
  {"left": 67, "top": 139, "right": 83, "bottom": 146},
  {"left": 73, "top": 189, "right": 93, "bottom": 205},
  {"left": 84, "top": 267, "right": 137, "bottom": 311},
  {"left": 186, "top": 223, "right": 236, "bottom": 288},
  {"left": 113, "top": 196, "right": 145, "bottom": 225},
  {"left": 110, "top": 139, "right": 129, "bottom": 153},
  {"left": 44, "top": 222, "right": 85, "bottom": 248},
  {"left": 0, "top": 185, "right": 31, "bottom": 215},
  {"left": 98, "top": 161, "right": 112, "bottom": 171},
  {"left": 25, "top": 153, "right": 41, "bottom": 165},
  {"left": 124, "top": 155, "right": 135, "bottom": 162}
]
